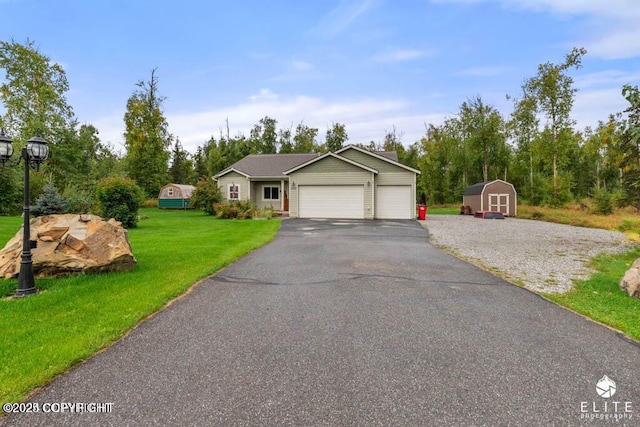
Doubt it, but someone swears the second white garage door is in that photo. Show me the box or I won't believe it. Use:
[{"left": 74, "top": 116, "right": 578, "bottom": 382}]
[
  {"left": 298, "top": 185, "right": 364, "bottom": 219},
  {"left": 376, "top": 185, "right": 412, "bottom": 219}
]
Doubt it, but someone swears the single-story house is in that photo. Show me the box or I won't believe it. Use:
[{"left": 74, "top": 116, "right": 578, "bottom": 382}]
[
  {"left": 158, "top": 183, "right": 196, "bottom": 209},
  {"left": 213, "top": 145, "right": 420, "bottom": 219},
  {"left": 462, "top": 179, "right": 517, "bottom": 216}
]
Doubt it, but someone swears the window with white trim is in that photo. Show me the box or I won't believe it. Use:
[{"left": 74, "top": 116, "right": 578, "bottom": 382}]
[
  {"left": 167, "top": 187, "right": 174, "bottom": 197},
  {"left": 263, "top": 186, "right": 279, "bottom": 201},
  {"left": 228, "top": 184, "right": 240, "bottom": 200}
]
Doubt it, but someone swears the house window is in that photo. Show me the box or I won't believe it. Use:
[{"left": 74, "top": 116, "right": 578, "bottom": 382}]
[
  {"left": 228, "top": 184, "right": 240, "bottom": 200},
  {"left": 263, "top": 186, "right": 279, "bottom": 201},
  {"left": 167, "top": 187, "right": 174, "bottom": 197}
]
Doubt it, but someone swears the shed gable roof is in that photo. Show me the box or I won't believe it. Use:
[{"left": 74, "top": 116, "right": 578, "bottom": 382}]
[{"left": 463, "top": 179, "right": 516, "bottom": 196}]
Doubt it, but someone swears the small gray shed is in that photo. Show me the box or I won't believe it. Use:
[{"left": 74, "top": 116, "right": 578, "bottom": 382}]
[{"left": 462, "top": 179, "right": 517, "bottom": 216}]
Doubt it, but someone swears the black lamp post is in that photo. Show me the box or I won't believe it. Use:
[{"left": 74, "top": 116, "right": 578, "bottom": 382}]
[{"left": 0, "top": 130, "right": 49, "bottom": 298}]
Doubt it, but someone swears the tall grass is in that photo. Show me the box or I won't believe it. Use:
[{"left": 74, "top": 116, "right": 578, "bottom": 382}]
[{"left": 518, "top": 204, "right": 640, "bottom": 237}]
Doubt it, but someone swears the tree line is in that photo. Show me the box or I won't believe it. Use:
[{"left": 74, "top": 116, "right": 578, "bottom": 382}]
[{"left": 1, "top": 40, "right": 639, "bottom": 215}]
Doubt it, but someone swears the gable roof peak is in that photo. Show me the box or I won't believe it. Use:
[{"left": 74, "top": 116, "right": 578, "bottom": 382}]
[{"left": 335, "top": 144, "right": 420, "bottom": 174}]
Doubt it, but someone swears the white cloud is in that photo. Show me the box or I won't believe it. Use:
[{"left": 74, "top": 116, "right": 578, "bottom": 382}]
[
  {"left": 373, "top": 49, "right": 435, "bottom": 63},
  {"left": 90, "top": 112, "right": 126, "bottom": 154},
  {"left": 311, "top": 0, "right": 375, "bottom": 37},
  {"left": 431, "top": 0, "right": 640, "bottom": 59},
  {"left": 92, "top": 90, "right": 447, "bottom": 154},
  {"left": 573, "top": 87, "right": 628, "bottom": 130},
  {"left": 588, "top": 25, "right": 640, "bottom": 59},
  {"left": 89, "top": 85, "right": 625, "bottom": 157},
  {"left": 106, "top": 91, "right": 442, "bottom": 153},
  {"left": 249, "top": 88, "right": 280, "bottom": 102},
  {"left": 500, "top": 0, "right": 640, "bottom": 18},
  {"left": 575, "top": 69, "right": 640, "bottom": 89},
  {"left": 432, "top": 0, "right": 640, "bottom": 17}
]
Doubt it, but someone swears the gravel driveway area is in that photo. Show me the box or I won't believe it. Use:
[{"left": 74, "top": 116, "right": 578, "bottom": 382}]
[{"left": 423, "top": 215, "right": 634, "bottom": 293}]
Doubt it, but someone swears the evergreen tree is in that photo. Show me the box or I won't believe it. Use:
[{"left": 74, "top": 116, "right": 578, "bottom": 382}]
[
  {"left": 31, "top": 183, "right": 68, "bottom": 216},
  {"left": 123, "top": 68, "right": 172, "bottom": 197},
  {"left": 169, "top": 139, "right": 191, "bottom": 184}
]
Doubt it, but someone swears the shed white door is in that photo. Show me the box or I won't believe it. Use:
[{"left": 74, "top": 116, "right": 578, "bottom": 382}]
[
  {"left": 376, "top": 185, "right": 412, "bottom": 219},
  {"left": 488, "top": 194, "right": 509, "bottom": 215},
  {"left": 298, "top": 185, "right": 364, "bottom": 219}
]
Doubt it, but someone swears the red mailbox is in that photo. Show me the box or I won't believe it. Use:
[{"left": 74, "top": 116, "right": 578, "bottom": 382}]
[{"left": 417, "top": 205, "right": 427, "bottom": 220}]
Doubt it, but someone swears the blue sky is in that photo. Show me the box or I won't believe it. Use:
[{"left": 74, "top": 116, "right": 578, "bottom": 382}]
[{"left": 1, "top": 0, "right": 639, "bottom": 154}]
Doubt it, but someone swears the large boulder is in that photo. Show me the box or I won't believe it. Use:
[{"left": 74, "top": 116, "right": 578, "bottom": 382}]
[
  {"left": 620, "top": 258, "right": 640, "bottom": 298},
  {"left": 0, "top": 214, "right": 136, "bottom": 278}
]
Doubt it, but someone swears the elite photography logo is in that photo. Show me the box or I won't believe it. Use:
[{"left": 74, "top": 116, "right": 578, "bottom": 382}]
[
  {"left": 596, "top": 376, "right": 616, "bottom": 399},
  {"left": 580, "top": 376, "right": 633, "bottom": 422}
]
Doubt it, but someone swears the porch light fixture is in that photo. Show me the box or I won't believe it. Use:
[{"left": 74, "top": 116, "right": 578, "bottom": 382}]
[{"left": 0, "top": 130, "right": 49, "bottom": 298}]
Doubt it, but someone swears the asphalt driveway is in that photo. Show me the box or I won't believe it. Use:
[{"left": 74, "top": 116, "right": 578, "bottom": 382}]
[{"left": 2, "top": 219, "right": 639, "bottom": 426}]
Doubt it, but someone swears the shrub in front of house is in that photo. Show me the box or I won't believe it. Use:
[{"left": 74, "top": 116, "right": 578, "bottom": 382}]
[
  {"left": 96, "top": 176, "right": 143, "bottom": 228},
  {"left": 63, "top": 184, "right": 96, "bottom": 214},
  {"left": 213, "top": 200, "right": 256, "bottom": 219},
  {"left": 190, "top": 178, "right": 223, "bottom": 215},
  {"left": 257, "top": 206, "right": 275, "bottom": 219},
  {"left": 31, "top": 183, "right": 69, "bottom": 217}
]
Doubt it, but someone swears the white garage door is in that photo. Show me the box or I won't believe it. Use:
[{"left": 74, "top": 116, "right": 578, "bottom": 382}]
[
  {"left": 298, "top": 185, "right": 364, "bottom": 219},
  {"left": 376, "top": 185, "right": 412, "bottom": 219}
]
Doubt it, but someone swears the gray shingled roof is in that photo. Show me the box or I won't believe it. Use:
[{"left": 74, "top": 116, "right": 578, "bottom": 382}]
[
  {"left": 463, "top": 181, "right": 489, "bottom": 196},
  {"left": 215, "top": 149, "right": 401, "bottom": 178},
  {"left": 216, "top": 153, "right": 321, "bottom": 177},
  {"left": 377, "top": 151, "right": 398, "bottom": 162}
]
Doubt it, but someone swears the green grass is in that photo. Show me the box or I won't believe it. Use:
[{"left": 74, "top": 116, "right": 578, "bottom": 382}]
[
  {"left": 425, "top": 205, "right": 460, "bottom": 215},
  {"left": 0, "top": 209, "right": 280, "bottom": 406},
  {"left": 543, "top": 247, "right": 640, "bottom": 342}
]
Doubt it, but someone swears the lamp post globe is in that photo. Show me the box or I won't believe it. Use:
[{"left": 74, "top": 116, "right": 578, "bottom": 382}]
[
  {"left": 0, "top": 130, "right": 13, "bottom": 165},
  {"left": 26, "top": 135, "right": 49, "bottom": 164}
]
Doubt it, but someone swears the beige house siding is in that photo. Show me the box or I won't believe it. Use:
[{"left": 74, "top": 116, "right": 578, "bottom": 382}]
[
  {"left": 251, "top": 180, "right": 286, "bottom": 210},
  {"left": 289, "top": 170, "right": 375, "bottom": 219},
  {"left": 339, "top": 148, "right": 408, "bottom": 173},
  {"left": 294, "top": 156, "right": 368, "bottom": 174},
  {"left": 217, "top": 171, "right": 249, "bottom": 201}
]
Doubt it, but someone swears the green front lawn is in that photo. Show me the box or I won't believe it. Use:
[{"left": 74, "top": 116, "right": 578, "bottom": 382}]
[
  {"left": 0, "top": 209, "right": 280, "bottom": 406},
  {"left": 543, "top": 247, "right": 640, "bottom": 342}
]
